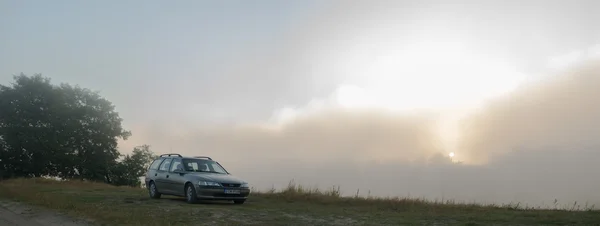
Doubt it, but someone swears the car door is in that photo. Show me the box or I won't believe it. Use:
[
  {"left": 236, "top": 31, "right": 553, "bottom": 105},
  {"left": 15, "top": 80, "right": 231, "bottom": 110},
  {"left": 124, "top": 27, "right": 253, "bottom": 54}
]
[
  {"left": 154, "top": 158, "right": 173, "bottom": 194},
  {"left": 167, "top": 158, "right": 186, "bottom": 196},
  {"left": 145, "top": 158, "right": 165, "bottom": 187}
]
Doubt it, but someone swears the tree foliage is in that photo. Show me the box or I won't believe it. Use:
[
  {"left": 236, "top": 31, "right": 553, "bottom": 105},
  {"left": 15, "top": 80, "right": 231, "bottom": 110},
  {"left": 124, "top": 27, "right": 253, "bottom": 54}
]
[
  {"left": 109, "top": 145, "right": 157, "bottom": 187},
  {"left": 0, "top": 74, "right": 152, "bottom": 187}
]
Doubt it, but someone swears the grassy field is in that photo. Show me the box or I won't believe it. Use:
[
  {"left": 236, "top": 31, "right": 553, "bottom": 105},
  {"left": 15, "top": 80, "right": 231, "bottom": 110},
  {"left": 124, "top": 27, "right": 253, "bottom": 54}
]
[{"left": 0, "top": 178, "right": 599, "bottom": 226}]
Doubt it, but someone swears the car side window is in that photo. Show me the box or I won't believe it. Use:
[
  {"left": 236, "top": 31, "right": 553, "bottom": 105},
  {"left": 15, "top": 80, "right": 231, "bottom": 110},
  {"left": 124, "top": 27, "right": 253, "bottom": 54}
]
[
  {"left": 149, "top": 159, "right": 163, "bottom": 170},
  {"left": 170, "top": 159, "right": 182, "bottom": 172},
  {"left": 158, "top": 158, "right": 172, "bottom": 171}
]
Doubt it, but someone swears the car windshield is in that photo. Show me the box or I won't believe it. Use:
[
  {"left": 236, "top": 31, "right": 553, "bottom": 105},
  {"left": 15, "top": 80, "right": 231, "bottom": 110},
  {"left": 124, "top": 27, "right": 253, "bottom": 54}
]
[{"left": 182, "top": 158, "right": 228, "bottom": 174}]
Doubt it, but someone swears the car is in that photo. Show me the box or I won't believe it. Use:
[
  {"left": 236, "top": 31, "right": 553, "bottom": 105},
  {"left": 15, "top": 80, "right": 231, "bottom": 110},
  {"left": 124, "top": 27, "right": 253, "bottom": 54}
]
[{"left": 144, "top": 153, "right": 250, "bottom": 204}]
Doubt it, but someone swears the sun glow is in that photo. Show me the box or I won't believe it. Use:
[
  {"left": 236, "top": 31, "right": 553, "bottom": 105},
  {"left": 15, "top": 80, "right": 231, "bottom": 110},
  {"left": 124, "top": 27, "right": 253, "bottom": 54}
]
[
  {"left": 272, "top": 36, "right": 530, "bottom": 164},
  {"left": 334, "top": 41, "right": 526, "bottom": 112},
  {"left": 330, "top": 41, "right": 527, "bottom": 163}
]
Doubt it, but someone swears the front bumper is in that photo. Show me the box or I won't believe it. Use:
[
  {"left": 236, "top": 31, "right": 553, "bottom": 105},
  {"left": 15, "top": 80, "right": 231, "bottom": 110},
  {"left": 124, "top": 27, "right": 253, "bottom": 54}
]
[{"left": 194, "top": 185, "right": 250, "bottom": 200}]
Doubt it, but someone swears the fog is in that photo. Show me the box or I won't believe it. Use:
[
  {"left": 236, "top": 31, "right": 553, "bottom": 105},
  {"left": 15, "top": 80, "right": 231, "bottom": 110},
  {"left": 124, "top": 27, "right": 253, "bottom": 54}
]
[
  {"left": 122, "top": 60, "right": 600, "bottom": 209},
  {"left": 119, "top": 0, "right": 600, "bottom": 209},
  {"left": 4, "top": 0, "right": 600, "bottom": 210}
]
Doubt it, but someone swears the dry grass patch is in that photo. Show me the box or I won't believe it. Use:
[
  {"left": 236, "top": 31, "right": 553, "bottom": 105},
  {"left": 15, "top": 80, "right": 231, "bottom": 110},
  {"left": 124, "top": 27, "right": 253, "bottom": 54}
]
[{"left": 1, "top": 178, "right": 599, "bottom": 226}]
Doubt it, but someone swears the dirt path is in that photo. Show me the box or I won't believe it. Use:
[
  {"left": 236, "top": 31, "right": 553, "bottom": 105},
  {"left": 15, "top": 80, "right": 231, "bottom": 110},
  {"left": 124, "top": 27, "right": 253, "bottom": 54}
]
[{"left": 0, "top": 200, "right": 91, "bottom": 226}]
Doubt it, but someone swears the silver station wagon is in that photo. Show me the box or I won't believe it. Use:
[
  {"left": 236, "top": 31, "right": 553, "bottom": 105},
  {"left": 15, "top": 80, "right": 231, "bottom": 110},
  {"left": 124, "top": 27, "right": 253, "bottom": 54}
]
[{"left": 144, "top": 153, "right": 250, "bottom": 204}]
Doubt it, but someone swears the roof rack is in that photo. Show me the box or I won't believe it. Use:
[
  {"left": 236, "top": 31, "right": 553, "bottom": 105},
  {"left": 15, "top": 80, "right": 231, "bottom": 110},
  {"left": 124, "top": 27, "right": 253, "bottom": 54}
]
[
  {"left": 159, "top": 153, "right": 182, "bottom": 157},
  {"left": 193, "top": 156, "right": 213, "bottom": 160}
]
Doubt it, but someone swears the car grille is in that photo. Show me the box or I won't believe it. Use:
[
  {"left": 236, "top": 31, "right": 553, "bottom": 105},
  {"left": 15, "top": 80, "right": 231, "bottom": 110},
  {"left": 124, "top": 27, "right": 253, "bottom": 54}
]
[{"left": 220, "top": 183, "right": 241, "bottom": 188}]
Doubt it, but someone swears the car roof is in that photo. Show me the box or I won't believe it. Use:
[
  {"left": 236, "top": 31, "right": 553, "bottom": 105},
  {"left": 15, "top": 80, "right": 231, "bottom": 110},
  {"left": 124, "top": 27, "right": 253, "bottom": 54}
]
[{"left": 158, "top": 153, "right": 213, "bottom": 161}]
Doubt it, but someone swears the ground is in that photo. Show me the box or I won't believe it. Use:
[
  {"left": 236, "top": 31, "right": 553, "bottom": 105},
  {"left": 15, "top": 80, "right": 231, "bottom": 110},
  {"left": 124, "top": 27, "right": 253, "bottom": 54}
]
[
  {"left": 0, "top": 199, "right": 91, "bottom": 226},
  {"left": 0, "top": 178, "right": 599, "bottom": 226}
]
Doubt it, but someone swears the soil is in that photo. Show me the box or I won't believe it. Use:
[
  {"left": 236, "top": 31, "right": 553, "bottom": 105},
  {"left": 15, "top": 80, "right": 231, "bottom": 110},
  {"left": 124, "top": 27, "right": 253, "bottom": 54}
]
[{"left": 0, "top": 200, "right": 92, "bottom": 226}]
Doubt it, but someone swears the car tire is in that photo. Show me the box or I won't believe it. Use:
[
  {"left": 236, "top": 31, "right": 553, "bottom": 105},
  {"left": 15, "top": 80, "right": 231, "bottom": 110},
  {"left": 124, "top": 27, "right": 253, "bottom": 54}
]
[
  {"left": 148, "top": 181, "right": 162, "bottom": 199},
  {"left": 185, "top": 183, "right": 199, "bottom": 204},
  {"left": 233, "top": 200, "right": 245, "bottom": 205}
]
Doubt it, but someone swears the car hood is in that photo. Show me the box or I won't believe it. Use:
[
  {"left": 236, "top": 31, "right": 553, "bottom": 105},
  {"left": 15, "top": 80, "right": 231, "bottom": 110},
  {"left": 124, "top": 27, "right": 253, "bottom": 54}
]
[{"left": 189, "top": 173, "right": 246, "bottom": 184}]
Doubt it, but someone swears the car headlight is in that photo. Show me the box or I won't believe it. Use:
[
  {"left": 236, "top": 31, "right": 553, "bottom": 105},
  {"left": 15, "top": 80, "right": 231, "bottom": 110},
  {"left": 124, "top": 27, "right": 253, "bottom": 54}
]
[
  {"left": 240, "top": 183, "right": 249, "bottom": 188},
  {"left": 198, "top": 181, "right": 221, "bottom": 186}
]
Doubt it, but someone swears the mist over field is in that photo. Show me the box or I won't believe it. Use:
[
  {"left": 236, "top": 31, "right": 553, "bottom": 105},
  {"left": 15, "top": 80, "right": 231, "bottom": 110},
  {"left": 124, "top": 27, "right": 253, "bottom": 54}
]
[
  {"left": 121, "top": 60, "right": 600, "bottom": 209},
  {"left": 3, "top": 0, "right": 600, "bottom": 210}
]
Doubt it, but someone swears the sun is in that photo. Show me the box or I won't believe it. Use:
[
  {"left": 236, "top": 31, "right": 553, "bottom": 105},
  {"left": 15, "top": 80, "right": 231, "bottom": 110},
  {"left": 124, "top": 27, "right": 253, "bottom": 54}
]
[{"left": 331, "top": 41, "right": 527, "bottom": 164}]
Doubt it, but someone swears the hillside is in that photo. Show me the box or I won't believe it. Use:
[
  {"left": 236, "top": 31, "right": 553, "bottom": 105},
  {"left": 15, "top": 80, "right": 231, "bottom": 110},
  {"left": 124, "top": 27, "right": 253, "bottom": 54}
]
[{"left": 0, "top": 178, "right": 598, "bottom": 226}]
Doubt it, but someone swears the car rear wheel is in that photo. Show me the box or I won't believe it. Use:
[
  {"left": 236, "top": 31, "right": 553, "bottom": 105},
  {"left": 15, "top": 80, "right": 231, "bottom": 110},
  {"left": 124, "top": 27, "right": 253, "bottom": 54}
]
[
  {"left": 233, "top": 200, "right": 245, "bottom": 205},
  {"left": 185, "top": 183, "right": 198, "bottom": 204},
  {"left": 148, "top": 181, "right": 161, "bottom": 199}
]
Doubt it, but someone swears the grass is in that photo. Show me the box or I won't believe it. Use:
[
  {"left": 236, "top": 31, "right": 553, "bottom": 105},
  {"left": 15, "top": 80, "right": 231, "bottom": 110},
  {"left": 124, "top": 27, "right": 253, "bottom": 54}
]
[{"left": 0, "top": 178, "right": 599, "bottom": 226}]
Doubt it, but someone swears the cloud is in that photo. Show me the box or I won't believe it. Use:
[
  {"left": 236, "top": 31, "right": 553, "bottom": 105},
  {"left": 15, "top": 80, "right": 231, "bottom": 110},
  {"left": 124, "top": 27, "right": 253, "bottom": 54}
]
[
  {"left": 459, "top": 59, "right": 600, "bottom": 164},
  {"left": 130, "top": 108, "right": 444, "bottom": 164},
  {"left": 120, "top": 59, "right": 600, "bottom": 208},
  {"left": 546, "top": 44, "right": 600, "bottom": 71},
  {"left": 453, "top": 59, "right": 600, "bottom": 206}
]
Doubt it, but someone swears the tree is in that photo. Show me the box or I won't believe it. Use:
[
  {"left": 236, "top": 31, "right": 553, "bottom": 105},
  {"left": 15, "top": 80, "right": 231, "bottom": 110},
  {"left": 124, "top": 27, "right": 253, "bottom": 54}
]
[
  {"left": 57, "top": 83, "right": 131, "bottom": 181},
  {"left": 0, "top": 74, "right": 130, "bottom": 181},
  {"left": 109, "top": 145, "right": 157, "bottom": 187},
  {"left": 0, "top": 135, "right": 8, "bottom": 180},
  {"left": 0, "top": 74, "right": 63, "bottom": 178}
]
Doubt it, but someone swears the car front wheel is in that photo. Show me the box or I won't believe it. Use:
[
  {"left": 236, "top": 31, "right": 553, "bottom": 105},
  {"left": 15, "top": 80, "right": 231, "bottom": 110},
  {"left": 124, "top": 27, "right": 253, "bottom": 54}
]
[{"left": 185, "top": 184, "right": 198, "bottom": 204}]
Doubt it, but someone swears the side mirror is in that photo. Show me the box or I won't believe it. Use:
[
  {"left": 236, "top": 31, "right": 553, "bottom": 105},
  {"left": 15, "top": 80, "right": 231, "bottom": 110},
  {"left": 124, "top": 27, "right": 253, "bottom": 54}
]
[{"left": 173, "top": 169, "right": 185, "bottom": 175}]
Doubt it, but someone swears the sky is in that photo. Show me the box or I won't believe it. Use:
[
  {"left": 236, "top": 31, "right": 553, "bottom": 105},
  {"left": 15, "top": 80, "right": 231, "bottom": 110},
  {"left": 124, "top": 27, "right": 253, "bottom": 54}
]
[{"left": 2, "top": 0, "right": 600, "bottom": 208}]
